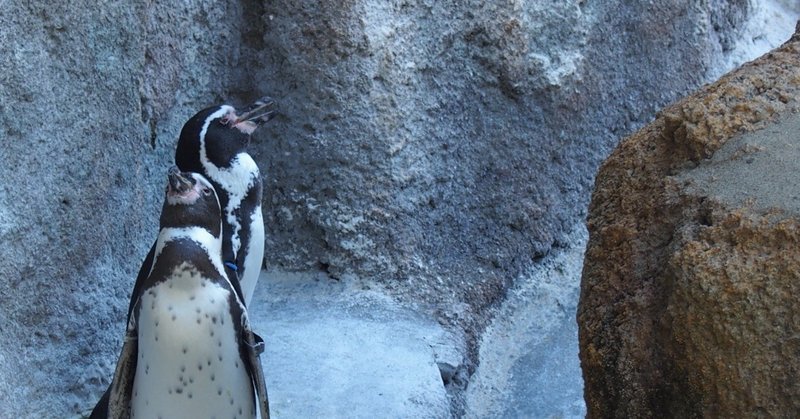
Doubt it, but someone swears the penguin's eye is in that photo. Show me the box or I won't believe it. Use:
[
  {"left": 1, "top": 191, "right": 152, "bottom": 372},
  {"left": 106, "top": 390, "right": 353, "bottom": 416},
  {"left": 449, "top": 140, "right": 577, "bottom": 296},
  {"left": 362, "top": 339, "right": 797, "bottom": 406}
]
[
  {"left": 219, "top": 116, "right": 231, "bottom": 126},
  {"left": 202, "top": 187, "right": 212, "bottom": 196}
]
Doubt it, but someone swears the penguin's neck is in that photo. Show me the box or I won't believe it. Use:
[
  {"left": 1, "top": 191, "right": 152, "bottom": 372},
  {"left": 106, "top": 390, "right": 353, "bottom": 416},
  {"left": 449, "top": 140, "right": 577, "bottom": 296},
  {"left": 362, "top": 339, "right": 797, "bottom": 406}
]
[
  {"left": 200, "top": 151, "right": 259, "bottom": 197},
  {"left": 152, "top": 226, "right": 225, "bottom": 277}
]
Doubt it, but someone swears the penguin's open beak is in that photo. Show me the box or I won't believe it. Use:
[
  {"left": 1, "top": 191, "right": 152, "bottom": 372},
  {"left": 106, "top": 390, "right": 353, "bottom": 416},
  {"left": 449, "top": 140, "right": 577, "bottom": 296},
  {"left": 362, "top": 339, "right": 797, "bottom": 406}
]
[
  {"left": 235, "top": 97, "right": 277, "bottom": 126},
  {"left": 230, "top": 97, "right": 277, "bottom": 135},
  {"left": 167, "top": 166, "right": 195, "bottom": 195}
]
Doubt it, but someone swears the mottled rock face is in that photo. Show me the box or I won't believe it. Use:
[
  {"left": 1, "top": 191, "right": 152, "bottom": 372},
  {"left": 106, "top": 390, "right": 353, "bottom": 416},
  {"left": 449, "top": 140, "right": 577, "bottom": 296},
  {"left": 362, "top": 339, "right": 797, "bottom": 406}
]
[
  {"left": 0, "top": 2, "right": 261, "bottom": 416},
  {"left": 251, "top": 0, "right": 749, "bottom": 305},
  {"left": 0, "top": 0, "right": 782, "bottom": 416},
  {"left": 579, "top": 26, "right": 800, "bottom": 418}
]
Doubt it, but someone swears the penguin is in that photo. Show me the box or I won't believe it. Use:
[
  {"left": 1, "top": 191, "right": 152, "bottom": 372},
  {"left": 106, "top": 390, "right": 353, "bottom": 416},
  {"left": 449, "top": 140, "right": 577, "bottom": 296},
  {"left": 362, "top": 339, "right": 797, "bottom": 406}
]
[
  {"left": 127, "top": 98, "right": 274, "bottom": 320},
  {"left": 91, "top": 99, "right": 274, "bottom": 418},
  {"left": 92, "top": 168, "right": 269, "bottom": 419},
  {"left": 172, "top": 97, "right": 276, "bottom": 308}
]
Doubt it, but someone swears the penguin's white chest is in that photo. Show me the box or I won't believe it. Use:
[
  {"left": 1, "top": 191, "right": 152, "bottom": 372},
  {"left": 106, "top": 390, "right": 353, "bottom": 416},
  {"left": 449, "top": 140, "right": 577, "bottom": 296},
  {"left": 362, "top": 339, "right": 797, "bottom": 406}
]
[
  {"left": 239, "top": 206, "right": 265, "bottom": 307},
  {"left": 131, "top": 267, "right": 255, "bottom": 419}
]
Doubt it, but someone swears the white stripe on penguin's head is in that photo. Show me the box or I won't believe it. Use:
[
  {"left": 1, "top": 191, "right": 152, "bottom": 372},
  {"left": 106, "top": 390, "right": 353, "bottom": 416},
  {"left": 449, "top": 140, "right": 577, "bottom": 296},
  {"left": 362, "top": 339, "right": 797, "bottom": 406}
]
[
  {"left": 190, "top": 172, "right": 223, "bottom": 241},
  {"left": 165, "top": 171, "right": 219, "bottom": 208},
  {"left": 191, "top": 172, "right": 220, "bottom": 211},
  {"left": 198, "top": 105, "right": 236, "bottom": 170}
]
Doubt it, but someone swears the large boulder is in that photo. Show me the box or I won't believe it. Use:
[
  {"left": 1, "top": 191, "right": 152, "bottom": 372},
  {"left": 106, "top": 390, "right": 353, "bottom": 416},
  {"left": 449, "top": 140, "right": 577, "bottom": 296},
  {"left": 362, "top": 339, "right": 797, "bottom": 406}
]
[{"left": 579, "top": 24, "right": 800, "bottom": 418}]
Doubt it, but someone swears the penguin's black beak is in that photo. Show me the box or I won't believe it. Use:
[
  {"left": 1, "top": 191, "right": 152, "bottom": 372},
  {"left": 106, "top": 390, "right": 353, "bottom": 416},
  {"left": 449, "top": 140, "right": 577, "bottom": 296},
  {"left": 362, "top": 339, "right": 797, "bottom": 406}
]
[
  {"left": 235, "top": 97, "right": 277, "bottom": 126},
  {"left": 167, "top": 166, "right": 195, "bottom": 195}
]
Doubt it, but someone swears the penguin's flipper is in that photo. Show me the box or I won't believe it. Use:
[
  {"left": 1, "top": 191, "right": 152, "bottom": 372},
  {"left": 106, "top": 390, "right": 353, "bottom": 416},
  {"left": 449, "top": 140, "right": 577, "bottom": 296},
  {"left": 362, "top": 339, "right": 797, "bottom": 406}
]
[
  {"left": 243, "top": 319, "right": 270, "bottom": 419},
  {"left": 225, "top": 263, "right": 248, "bottom": 308},
  {"left": 88, "top": 387, "right": 110, "bottom": 419},
  {"left": 126, "top": 242, "right": 156, "bottom": 322},
  {"left": 108, "top": 311, "right": 139, "bottom": 419}
]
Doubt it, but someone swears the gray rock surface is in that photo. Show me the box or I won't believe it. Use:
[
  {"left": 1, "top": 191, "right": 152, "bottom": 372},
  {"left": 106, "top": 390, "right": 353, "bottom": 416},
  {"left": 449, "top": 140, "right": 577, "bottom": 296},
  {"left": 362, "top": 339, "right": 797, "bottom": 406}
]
[
  {"left": 678, "top": 112, "right": 800, "bottom": 216},
  {"left": 250, "top": 270, "right": 460, "bottom": 418},
  {"left": 253, "top": 0, "right": 757, "bottom": 302},
  {"left": 465, "top": 226, "right": 587, "bottom": 418},
  {"left": 0, "top": 0, "right": 795, "bottom": 417}
]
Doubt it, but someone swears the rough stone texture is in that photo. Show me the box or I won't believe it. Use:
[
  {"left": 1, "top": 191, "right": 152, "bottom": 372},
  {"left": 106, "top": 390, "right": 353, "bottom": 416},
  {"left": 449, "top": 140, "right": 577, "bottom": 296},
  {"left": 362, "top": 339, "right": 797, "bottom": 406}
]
[
  {"left": 252, "top": 0, "right": 756, "bottom": 310},
  {"left": 465, "top": 226, "right": 587, "bottom": 419},
  {"left": 0, "top": 2, "right": 268, "bottom": 416},
  {"left": 579, "top": 25, "right": 800, "bottom": 418},
  {"left": 250, "top": 270, "right": 460, "bottom": 418},
  {"left": 0, "top": 0, "right": 792, "bottom": 417}
]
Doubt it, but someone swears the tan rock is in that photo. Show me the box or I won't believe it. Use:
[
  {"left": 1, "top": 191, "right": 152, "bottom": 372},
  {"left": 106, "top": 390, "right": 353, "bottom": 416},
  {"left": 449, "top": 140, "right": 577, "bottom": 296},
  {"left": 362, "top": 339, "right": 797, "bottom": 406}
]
[{"left": 578, "top": 24, "right": 800, "bottom": 418}]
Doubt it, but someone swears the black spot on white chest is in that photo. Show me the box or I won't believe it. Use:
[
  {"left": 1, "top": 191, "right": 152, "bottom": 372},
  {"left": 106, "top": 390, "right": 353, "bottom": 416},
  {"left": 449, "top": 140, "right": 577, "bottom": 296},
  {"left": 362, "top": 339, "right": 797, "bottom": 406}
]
[{"left": 131, "top": 273, "right": 254, "bottom": 418}]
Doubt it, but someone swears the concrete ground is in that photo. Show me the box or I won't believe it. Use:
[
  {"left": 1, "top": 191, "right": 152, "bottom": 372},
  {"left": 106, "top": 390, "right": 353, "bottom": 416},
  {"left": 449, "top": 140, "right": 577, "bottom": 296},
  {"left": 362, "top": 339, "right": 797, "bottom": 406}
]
[
  {"left": 464, "top": 227, "right": 587, "bottom": 419},
  {"left": 249, "top": 270, "right": 462, "bottom": 418},
  {"left": 249, "top": 226, "right": 588, "bottom": 418}
]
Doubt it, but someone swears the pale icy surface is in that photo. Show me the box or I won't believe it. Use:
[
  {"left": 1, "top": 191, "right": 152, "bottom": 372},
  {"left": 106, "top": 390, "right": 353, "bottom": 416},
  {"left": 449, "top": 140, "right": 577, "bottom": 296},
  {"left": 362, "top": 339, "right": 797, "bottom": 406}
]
[
  {"left": 465, "top": 227, "right": 588, "bottom": 419},
  {"left": 244, "top": 228, "right": 588, "bottom": 419},
  {"left": 249, "top": 270, "right": 462, "bottom": 418},
  {"left": 713, "top": 0, "right": 800, "bottom": 79}
]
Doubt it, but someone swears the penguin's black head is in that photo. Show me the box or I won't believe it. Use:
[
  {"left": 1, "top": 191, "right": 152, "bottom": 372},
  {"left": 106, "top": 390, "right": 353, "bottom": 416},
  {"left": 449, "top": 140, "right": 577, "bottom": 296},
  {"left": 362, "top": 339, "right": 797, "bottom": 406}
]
[
  {"left": 159, "top": 167, "right": 222, "bottom": 236},
  {"left": 175, "top": 97, "right": 276, "bottom": 171}
]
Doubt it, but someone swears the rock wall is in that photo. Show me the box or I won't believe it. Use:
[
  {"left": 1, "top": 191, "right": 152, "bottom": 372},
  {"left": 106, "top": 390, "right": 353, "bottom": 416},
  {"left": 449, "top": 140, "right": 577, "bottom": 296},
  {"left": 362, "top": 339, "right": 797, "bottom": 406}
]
[
  {"left": 0, "top": 2, "right": 263, "bottom": 415},
  {"left": 0, "top": 0, "right": 789, "bottom": 416},
  {"left": 252, "top": 0, "right": 757, "bottom": 310},
  {"left": 579, "top": 24, "right": 800, "bottom": 418}
]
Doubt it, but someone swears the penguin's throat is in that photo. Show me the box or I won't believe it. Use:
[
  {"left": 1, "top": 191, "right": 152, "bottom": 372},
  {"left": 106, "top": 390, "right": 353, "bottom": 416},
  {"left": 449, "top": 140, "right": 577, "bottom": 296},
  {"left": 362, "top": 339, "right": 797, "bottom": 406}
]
[
  {"left": 153, "top": 227, "right": 226, "bottom": 277},
  {"left": 233, "top": 120, "right": 257, "bottom": 135},
  {"left": 166, "top": 188, "right": 201, "bottom": 206}
]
